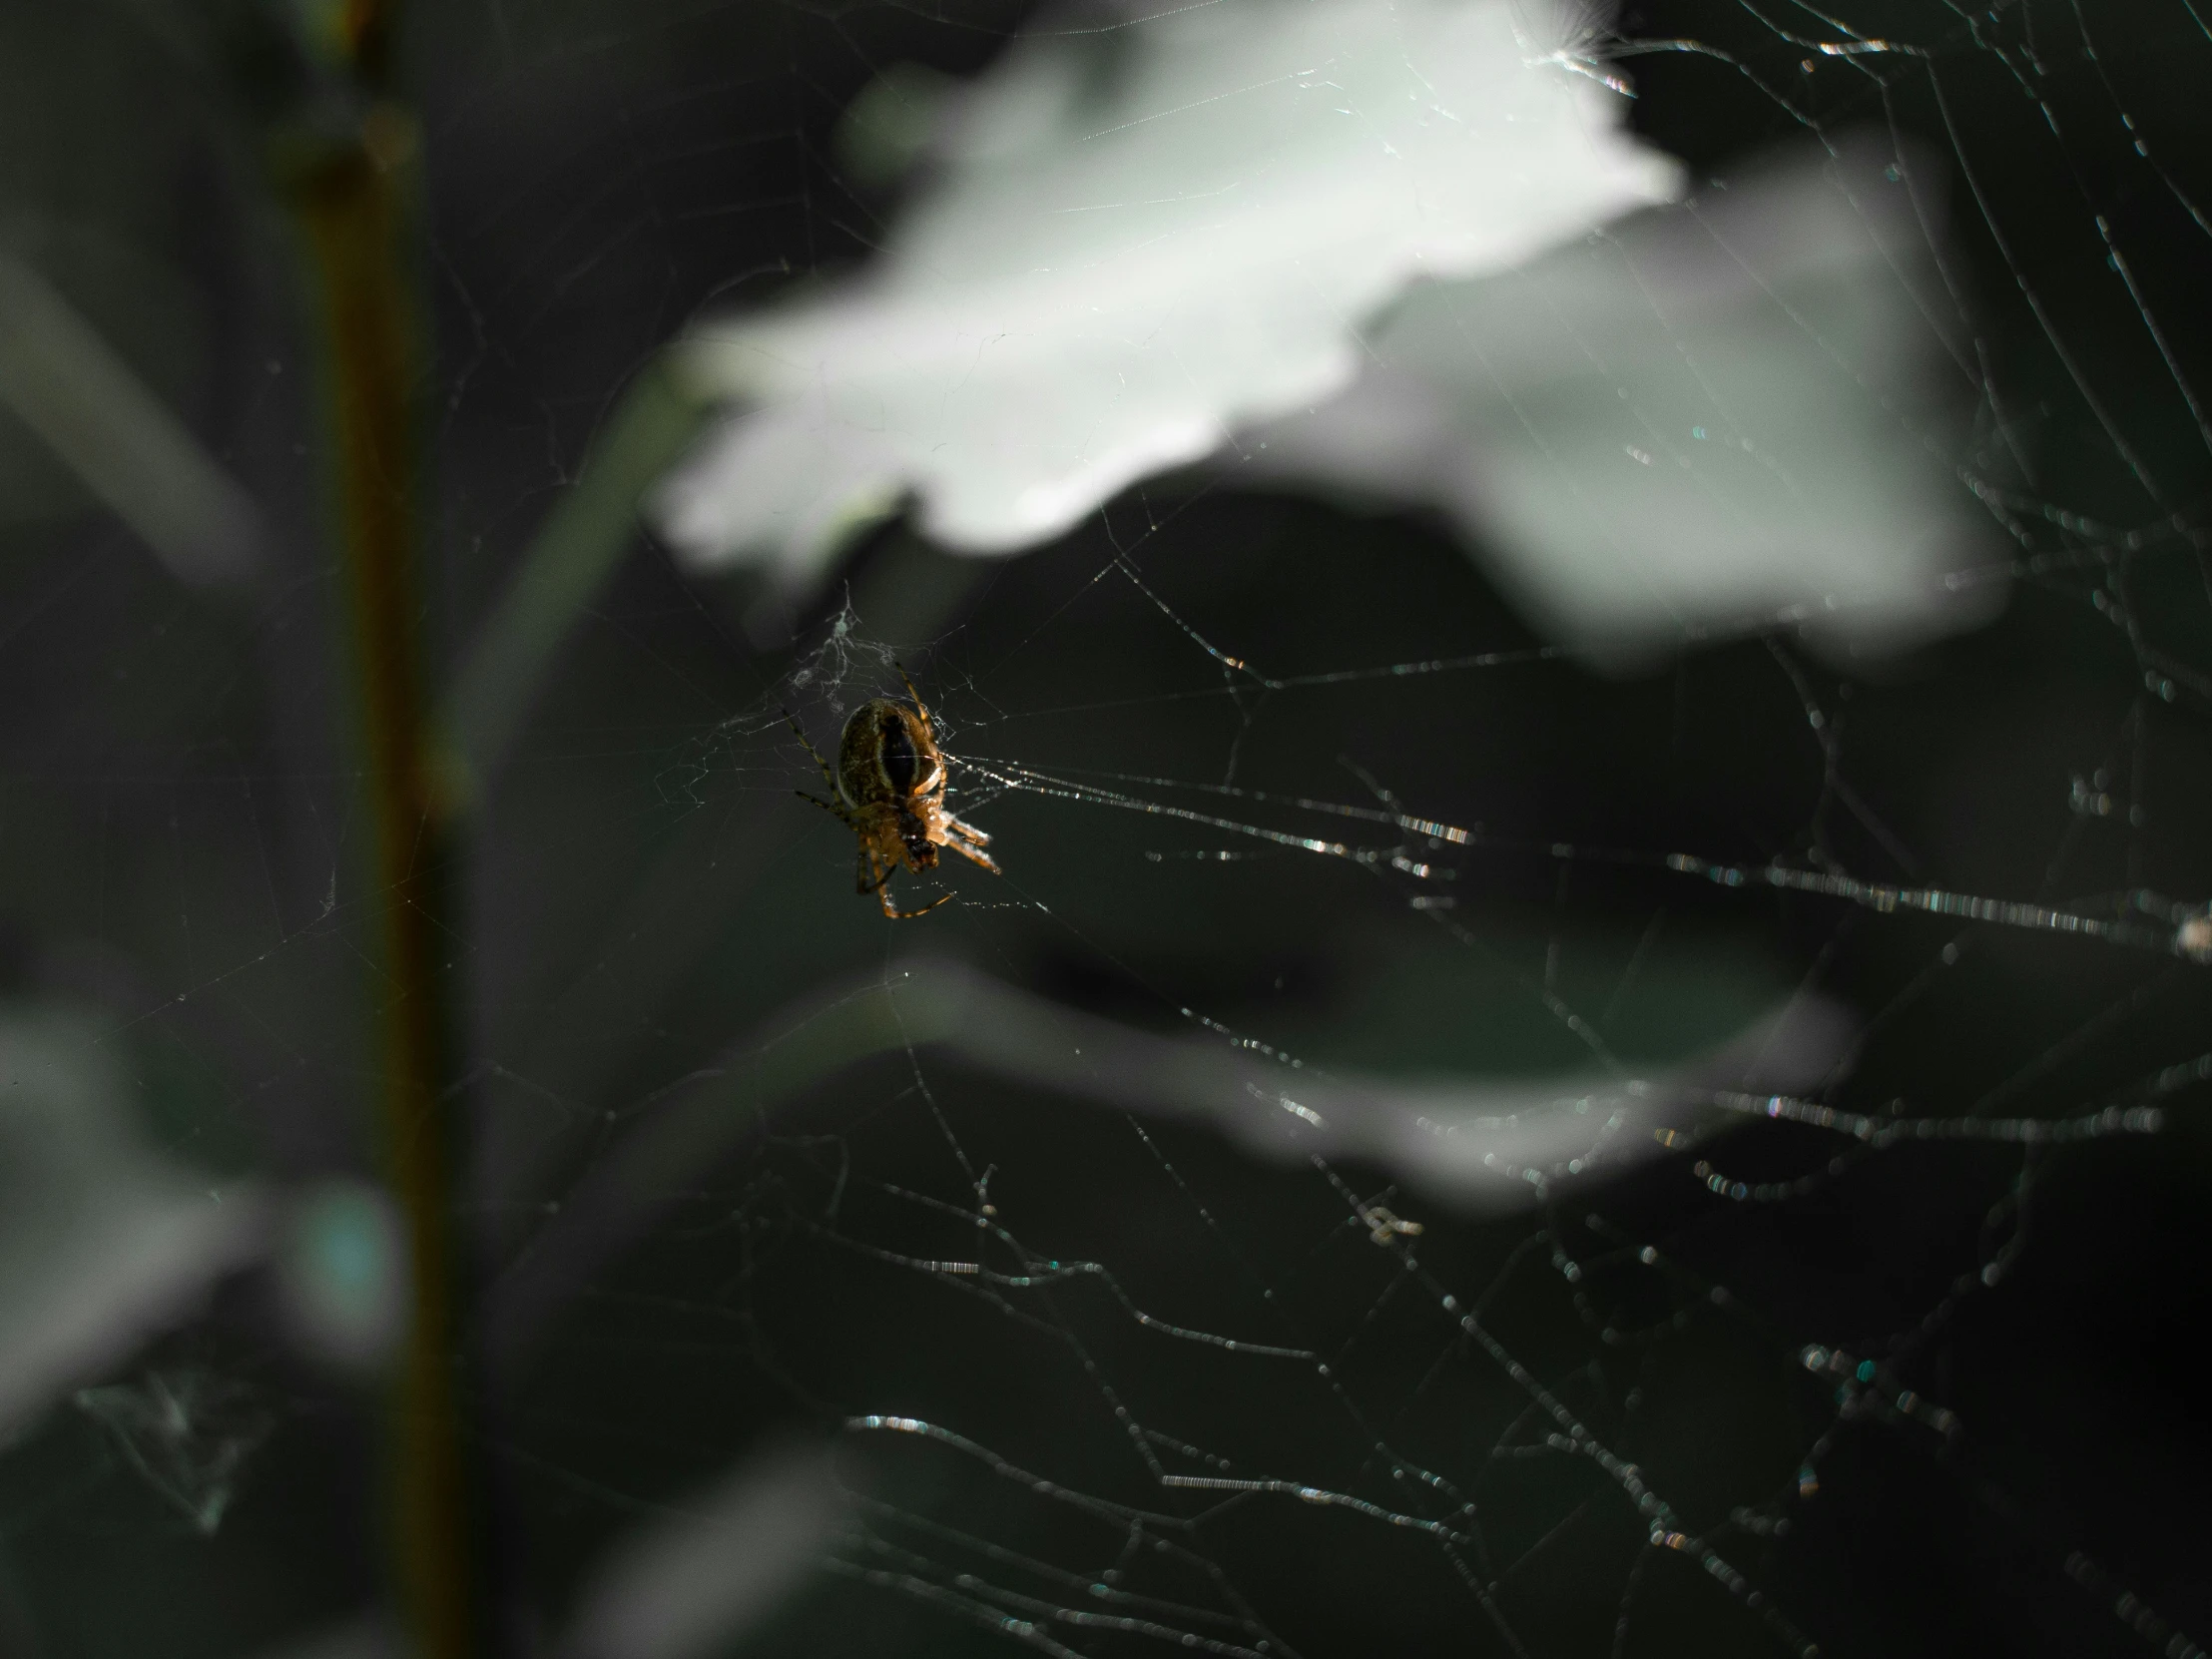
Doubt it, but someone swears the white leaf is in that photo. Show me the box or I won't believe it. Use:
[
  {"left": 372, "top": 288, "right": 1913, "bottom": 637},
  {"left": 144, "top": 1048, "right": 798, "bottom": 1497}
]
[
  {"left": 653, "top": 0, "right": 1680, "bottom": 576},
  {"left": 1246, "top": 135, "right": 2003, "bottom": 662}
]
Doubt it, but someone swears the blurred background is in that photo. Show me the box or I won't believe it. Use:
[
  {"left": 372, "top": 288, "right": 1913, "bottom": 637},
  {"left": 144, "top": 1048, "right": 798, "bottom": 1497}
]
[{"left": 1, "top": 2, "right": 2209, "bottom": 1657}]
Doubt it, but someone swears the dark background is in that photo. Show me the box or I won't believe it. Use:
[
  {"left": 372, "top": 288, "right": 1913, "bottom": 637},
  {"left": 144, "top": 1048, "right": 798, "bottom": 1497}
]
[{"left": 1, "top": 1, "right": 2208, "bottom": 1655}]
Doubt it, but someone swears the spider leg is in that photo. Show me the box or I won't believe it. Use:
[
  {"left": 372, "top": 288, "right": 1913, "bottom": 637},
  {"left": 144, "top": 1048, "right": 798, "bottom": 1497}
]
[
  {"left": 940, "top": 823, "right": 1000, "bottom": 874},
  {"left": 943, "top": 840, "right": 1000, "bottom": 874},
  {"left": 892, "top": 660, "right": 931, "bottom": 728},
  {"left": 783, "top": 707, "right": 840, "bottom": 794},
  {"left": 863, "top": 840, "right": 949, "bottom": 916},
  {"left": 881, "top": 887, "right": 954, "bottom": 920},
  {"left": 798, "top": 789, "right": 854, "bottom": 828},
  {"left": 943, "top": 813, "right": 992, "bottom": 847},
  {"left": 863, "top": 821, "right": 955, "bottom": 918},
  {"left": 856, "top": 844, "right": 892, "bottom": 895}
]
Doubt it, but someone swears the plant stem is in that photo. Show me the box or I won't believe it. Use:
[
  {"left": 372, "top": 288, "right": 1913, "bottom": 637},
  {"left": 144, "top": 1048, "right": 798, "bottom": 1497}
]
[{"left": 290, "top": 96, "right": 482, "bottom": 1659}]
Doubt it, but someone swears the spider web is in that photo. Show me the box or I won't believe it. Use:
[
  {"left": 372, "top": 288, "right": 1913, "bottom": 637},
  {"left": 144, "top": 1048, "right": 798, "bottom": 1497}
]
[
  {"left": 562, "top": 514, "right": 2204, "bottom": 1659},
  {"left": 1, "top": 2, "right": 2208, "bottom": 1658}
]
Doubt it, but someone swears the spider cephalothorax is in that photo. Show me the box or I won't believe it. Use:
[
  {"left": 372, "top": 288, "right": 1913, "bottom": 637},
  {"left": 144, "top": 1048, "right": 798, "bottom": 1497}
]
[{"left": 789, "top": 670, "right": 998, "bottom": 918}]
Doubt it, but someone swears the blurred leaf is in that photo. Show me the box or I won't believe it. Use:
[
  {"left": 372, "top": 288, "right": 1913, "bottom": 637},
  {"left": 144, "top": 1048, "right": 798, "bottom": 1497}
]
[
  {"left": 0, "top": 1007, "right": 267, "bottom": 1435},
  {"left": 651, "top": 0, "right": 1679, "bottom": 576},
  {"left": 0, "top": 252, "right": 259, "bottom": 583},
  {"left": 1249, "top": 134, "right": 2005, "bottom": 665},
  {"left": 274, "top": 1180, "right": 404, "bottom": 1372},
  {"left": 441, "top": 356, "right": 711, "bottom": 789},
  {"left": 564, "top": 1440, "right": 841, "bottom": 1659}
]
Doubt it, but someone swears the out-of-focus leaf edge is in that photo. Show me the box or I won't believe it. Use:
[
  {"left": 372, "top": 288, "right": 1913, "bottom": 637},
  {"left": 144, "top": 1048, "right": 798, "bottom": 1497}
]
[{"left": 438, "top": 357, "right": 713, "bottom": 799}]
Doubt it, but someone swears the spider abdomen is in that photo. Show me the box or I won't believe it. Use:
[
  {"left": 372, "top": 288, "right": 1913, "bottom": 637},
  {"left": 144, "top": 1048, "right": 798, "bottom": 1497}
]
[
  {"left": 836, "top": 698, "right": 935, "bottom": 811},
  {"left": 876, "top": 710, "right": 920, "bottom": 794}
]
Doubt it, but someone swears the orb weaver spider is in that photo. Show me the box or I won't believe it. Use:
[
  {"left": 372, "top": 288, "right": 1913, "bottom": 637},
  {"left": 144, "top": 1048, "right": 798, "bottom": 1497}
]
[{"left": 786, "top": 666, "right": 999, "bottom": 919}]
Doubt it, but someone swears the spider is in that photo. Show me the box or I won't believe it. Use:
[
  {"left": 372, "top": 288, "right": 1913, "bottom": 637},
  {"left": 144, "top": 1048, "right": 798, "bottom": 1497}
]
[{"left": 787, "top": 667, "right": 999, "bottom": 918}]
